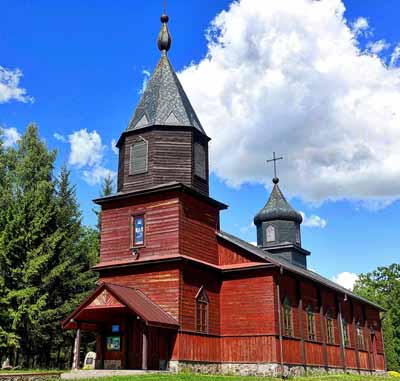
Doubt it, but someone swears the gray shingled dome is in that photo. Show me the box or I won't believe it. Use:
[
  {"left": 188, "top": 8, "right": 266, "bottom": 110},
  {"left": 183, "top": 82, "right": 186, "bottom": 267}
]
[{"left": 254, "top": 181, "right": 303, "bottom": 225}]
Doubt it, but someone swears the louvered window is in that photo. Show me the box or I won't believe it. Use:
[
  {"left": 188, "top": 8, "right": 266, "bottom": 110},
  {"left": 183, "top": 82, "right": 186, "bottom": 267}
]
[
  {"left": 129, "top": 139, "right": 148, "bottom": 175},
  {"left": 194, "top": 142, "right": 206, "bottom": 179}
]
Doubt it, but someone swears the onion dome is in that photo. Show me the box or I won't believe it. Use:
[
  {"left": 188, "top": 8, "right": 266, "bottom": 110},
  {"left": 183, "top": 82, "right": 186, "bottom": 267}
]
[{"left": 254, "top": 177, "right": 302, "bottom": 225}]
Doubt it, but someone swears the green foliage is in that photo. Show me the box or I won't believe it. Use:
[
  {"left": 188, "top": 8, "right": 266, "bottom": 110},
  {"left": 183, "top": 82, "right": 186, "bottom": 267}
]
[
  {"left": 0, "top": 125, "right": 99, "bottom": 368},
  {"left": 354, "top": 263, "right": 400, "bottom": 371}
]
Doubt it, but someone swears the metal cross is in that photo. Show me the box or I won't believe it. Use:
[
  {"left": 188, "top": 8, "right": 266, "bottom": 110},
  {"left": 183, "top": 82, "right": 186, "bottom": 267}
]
[{"left": 266, "top": 152, "right": 283, "bottom": 179}]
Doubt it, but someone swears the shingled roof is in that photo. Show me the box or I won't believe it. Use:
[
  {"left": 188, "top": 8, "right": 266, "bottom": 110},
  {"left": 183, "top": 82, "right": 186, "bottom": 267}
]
[{"left": 217, "top": 230, "right": 384, "bottom": 311}]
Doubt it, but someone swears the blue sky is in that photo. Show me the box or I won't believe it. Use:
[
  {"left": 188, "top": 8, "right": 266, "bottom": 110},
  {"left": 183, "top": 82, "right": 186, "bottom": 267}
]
[{"left": 1, "top": 0, "right": 400, "bottom": 288}]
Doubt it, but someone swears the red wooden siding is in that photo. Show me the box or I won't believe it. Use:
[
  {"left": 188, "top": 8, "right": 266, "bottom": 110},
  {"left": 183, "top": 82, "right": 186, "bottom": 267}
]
[
  {"left": 220, "top": 270, "right": 276, "bottom": 336},
  {"left": 180, "top": 193, "right": 220, "bottom": 265},
  {"left": 180, "top": 264, "right": 221, "bottom": 335},
  {"left": 217, "top": 238, "right": 258, "bottom": 266},
  {"left": 99, "top": 264, "right": 180, "bottom": 320},
  {"left": 326, "top": 345, "right": 342, "bottom": 367},
  {"left": 100, "top": 193, "right": 180, "bottom": 263}
]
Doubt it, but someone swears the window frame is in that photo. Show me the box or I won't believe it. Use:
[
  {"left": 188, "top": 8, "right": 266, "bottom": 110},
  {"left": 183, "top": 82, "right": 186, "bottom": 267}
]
[
  {"left": 283, "top": 296, "right": 294, "bottom": 337},
  {"left": 342, "top": 318, "right": 351, "bottom": 347},
  {"left": 326, "top": 309, "right": 335, "bottom": 344},
  {"left": 356, "top": 321, "right": 365, "bottom": 350},
  {"left": 306, "top": 305, "right": 317, "bottom": 341},
  {"left": 195, "top": 286, "right": 209, "bottom": 334},
  {"left": 131, "top": 214, "right": 145, "bottom": 248},
  {"left": 266, "top": 224, "right": 277, "bottom": 243},
  {"left": 129, "top": 137, "right": 148, "bottom": 176}
]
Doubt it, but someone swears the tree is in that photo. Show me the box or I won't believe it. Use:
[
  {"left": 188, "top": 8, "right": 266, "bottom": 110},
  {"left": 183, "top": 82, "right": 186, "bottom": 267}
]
[
  {"left": 94, "top": 174, "right": 114, "bottom": 232},
  {"left": 354, "top": 264, "right": 400, "bottom": 371}
]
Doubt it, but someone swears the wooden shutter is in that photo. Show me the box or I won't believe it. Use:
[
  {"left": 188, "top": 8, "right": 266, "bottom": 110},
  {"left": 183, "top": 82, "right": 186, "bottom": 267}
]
[
  {"left": 194, "top": 142, "right": 206, "bottom": 179},
  {"left": 130, "top": 139, "right": 148, "bottom": 175}
]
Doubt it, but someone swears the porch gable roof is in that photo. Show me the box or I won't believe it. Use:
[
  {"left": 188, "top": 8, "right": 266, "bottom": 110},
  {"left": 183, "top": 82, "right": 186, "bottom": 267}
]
[{"left": 62, "top": 282, "right": 179, "bottom": 330}]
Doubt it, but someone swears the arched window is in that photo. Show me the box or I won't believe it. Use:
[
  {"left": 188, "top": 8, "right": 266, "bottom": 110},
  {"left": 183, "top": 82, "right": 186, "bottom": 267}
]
[
  {"left": 266, "top": 224, "right": 276, "bottom": 243},
  {"left": 194, "top": 142, "right": 206, "bottom": 179},
  {"left": 326, "top": 309, "right": 335, "bottom": 344},
  {"left": 129, "top": 137, "right": 148, "bottom": 175},
  {"left": 306, "top": 305, "right": 316, "bottom": 341},
  {"left": 195, "top": 286, "right": 209, "bottom": 333},
  {"left": 356, "top": 321, "right": 365, "bottom": 350},
  {"left": 283, "top": 297, "right": 293, "bottom": 337}
]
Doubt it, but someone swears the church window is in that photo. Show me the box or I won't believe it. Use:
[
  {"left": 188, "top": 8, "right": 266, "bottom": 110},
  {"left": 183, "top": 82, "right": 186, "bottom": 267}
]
[
  {"left": 342, "top": 319, "right": 351, "bottom": 347},
  {"left": 129, "top": 138, "right": 148, "bottom": 175},
  {"left": 295, "top": 227, "right": 301, "bottom": 245},
  {"left": 306, "top": 305, "right": 316, "bottom": 341},
  {"left": 356, "top": 321, "right": 365, "bottom": 350},
  {"left": 266, "top": 224, "right": 276, "bottom": 243},
  {"left": 196, "top": 286, "right": 209, "bottom": 333},
  {"left": 194, "top": 142, "right": 206, "bottom": 179},
  {"left": 326, "top": 309, "right": 335, "bottom": 344},
  {"left": 283, "top": 297, "right": 293, "bottom": 337},
  {"left": 132, "top": 215, "right": 145, "bottom": 246}
]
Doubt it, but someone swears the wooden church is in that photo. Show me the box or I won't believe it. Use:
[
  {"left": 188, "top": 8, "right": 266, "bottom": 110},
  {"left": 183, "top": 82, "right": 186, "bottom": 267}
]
[{"left": 62, "top": 13, "right": 386, "bottom": 376}]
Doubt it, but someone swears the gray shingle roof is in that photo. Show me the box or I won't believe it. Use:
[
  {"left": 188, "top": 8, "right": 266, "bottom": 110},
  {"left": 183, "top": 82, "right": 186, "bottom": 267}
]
[
  {"left": 217, "top": 230, "right": 384, "bottom": 311},
  {"left": 126, "top": 52, "right": 206, "bottom": 135},
  {"left": 254, "top": 182, "right": 303, "bottom": 224}
]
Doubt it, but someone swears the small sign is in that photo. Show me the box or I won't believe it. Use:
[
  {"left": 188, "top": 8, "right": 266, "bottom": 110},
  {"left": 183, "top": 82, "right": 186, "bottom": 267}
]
[
  {"left": 134, "top": 216, "right": 144, "bottom": 245},
  {"left": 107, "top": 336, "right": 121, "bottom": 351}
]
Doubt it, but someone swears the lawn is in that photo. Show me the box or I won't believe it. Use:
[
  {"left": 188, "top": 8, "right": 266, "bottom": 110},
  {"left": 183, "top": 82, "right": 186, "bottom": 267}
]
[{"left": 74, "top": 374, "right": 395, "bottom": 381}]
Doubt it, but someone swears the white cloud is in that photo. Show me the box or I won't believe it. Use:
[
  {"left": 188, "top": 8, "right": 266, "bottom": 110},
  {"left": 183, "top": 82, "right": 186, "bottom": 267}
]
[
  {"left": 390, "top": 43, "right": 400, "bottom": 67},
  {"left": 68, "top": 129, "right": 115, "bottom": 185},
  {"left": 332, "top": 272, "right": 359, "bottom": 290},
  {"left": 351, "top": 17, "right": 370, "bottom": 37},
  {"left": 1, "top": 127, "right": 20, "bottom": 147},
  {"left": 68, "top": 129, "right": 104, "bottom": 168},
  {"left": 367, "top": 39, "right": 390, "bottom": 55},
  {"left": 0, "top": 66, "right": 33, "bottom": 103},
  {"left": 111, "top": 139, "right": 119, "bottom": 155},
  {"left": 82, "top": 165, "right": 116, "bottom": 186},
  {"left": 139, "top": 69, "right": 151, "bottom": 94},
  {"left": 300, "top": 211, "right": 327, "bottom": 228},
  {"left": 53, "top": 132, "right": 66, "bottom": 142},
  {"left": 178, "top": 0, "right": 400, "bottom": 207}
]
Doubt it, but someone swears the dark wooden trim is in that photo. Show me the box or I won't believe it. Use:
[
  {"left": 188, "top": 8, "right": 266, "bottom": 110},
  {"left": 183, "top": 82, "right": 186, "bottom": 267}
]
[
  {"left": 350, "top": 298, "right": 360, "bottom": 372},
  {"left": 362, "top": 305, "right": 372, "bottom": 372},
  {"left": 317, "top": 287, "right": 328, "bottom": 369},
  {"left": 276, "top": 271, "right": 284, "bottom": 376},
  {"left": 336, "top": 294, "right": 346, "bottom": 372},
  {"left": 296, "top": 279, "right": 306, "bottom": 369}
]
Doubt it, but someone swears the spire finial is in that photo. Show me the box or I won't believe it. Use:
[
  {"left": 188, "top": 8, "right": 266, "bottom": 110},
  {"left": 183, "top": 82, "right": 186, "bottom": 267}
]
[
  {"left": 266, "top": 152, "right": 283, "bottom": 184},
  {"left": 157, "top": 4, "right": 171, "bottom": 53}
]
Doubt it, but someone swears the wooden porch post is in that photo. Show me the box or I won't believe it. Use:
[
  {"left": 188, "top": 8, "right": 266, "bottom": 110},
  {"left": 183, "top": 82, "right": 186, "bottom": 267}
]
[
  {"left": 72, "top": 323, "right": 81, "bottom": 370},
  {"left": 296, "top": 279, "right": 306, "bottom": 371},
  {"left": 336, "top": 294, "right": 347, "bottom": 372},
  {"left": 142, "top": 327, "right": 148, "bottom": 370}
]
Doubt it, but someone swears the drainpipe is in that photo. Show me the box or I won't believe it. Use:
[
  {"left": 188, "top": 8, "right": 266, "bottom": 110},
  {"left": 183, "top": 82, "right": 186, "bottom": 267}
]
[{"left": 276, "top": 266, "right": 284, "bottom": 378}]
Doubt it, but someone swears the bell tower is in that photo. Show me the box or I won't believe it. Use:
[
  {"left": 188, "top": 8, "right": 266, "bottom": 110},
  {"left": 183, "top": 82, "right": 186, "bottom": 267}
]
[
  {"left": 116, "top": 13, "right": 210, "bottom": 196},
  {"left": 254, "top": 154, "right": 310, "bottom": 269}
]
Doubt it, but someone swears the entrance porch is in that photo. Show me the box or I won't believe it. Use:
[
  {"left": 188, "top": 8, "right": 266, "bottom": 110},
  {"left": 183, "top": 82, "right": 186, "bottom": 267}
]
[{"left": 62, "top": 283, "right": 179, "bottom": 371}]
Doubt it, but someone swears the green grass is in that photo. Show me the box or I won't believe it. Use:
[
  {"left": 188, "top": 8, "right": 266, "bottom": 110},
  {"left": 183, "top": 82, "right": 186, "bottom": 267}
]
[{"left": 75, "top": 374, "right": 394, "bottom": 381}]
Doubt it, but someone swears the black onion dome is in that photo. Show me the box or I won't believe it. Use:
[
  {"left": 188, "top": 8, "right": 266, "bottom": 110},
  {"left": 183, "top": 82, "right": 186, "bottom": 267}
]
[
  {"left": 157, "top": 14, "right": 172, "bottom": 52},
  {"left": 254, "top": 179, "right": 303, "bottom": 225}
]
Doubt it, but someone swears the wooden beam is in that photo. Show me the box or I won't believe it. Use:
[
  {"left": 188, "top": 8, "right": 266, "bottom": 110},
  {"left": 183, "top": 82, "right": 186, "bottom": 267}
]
[
  {"left": 296, "top": 279, "right": 306, "bottom": 370},
  {"left": 317, "top": 287, "right": 328, "bottom": 370},
  {"left": 362, "top": 305, "right": 372, "bottom": 372},
  {"left": 142, "top": 327, "right": 148, "bottom": 370},
  {"left": 350, "top": 298, "right": 360, "bottom": 372},
  {"left": 276, "top": 272, "right": 284, "bottom": 377},
  {"left": 336, "top": 294, "right": 347, "bottom": 372},
  {"left": 72, "top": 324, "right": 81, "bottom": 370}
]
